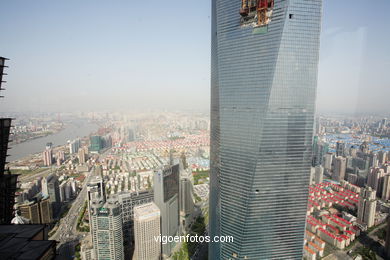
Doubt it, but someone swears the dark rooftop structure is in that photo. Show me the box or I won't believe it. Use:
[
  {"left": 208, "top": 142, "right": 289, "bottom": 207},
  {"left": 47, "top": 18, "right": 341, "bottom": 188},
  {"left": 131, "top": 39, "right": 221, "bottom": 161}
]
[
  {"left": 0, "top": 57, "right": 18, "bottom": 224},
  {"left": 0, "top": 224, "right": 56, "bottom": 259}
]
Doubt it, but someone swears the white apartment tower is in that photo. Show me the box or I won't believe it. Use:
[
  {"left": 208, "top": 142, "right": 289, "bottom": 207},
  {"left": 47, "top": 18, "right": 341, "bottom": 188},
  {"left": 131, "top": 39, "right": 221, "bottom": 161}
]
[
  {"left": 357, "top": 187, "right": 377, "bottom": 228},
  {"left": 382, "top": 175, "right": 390, "bottom": 201},
  {"left": 133, "top": 202, "right": 161, "bottom": 260}
]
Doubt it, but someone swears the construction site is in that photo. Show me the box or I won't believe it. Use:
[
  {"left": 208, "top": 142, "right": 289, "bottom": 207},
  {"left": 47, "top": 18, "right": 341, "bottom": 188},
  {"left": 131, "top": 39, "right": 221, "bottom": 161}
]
[{"left": 240, "top": 0, "right": 274, "bottom": 27}]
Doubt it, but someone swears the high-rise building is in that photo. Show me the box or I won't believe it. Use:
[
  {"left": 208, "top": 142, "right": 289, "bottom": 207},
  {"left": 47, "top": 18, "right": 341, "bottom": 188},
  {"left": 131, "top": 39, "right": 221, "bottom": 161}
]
[
  {"left": 69, "top": 138, "right": 81, "bottom": 154},
  {"left": 333, "top": 156, "right": 347, "bottom": 182},
  {"left": 90, "top": 136, "right": 103, "bottom": 153},
  {"left": 56, "top": 150, "right": 65, "bottom": 166},
  {"left": 314, "top": 165, "right": 324, "bottom": 184},
  {"left": 179, "top": 177, "right": 194, "bottom": 217},
  {"left": 17, "top": 195, "right": 52, "bottom": 224},
  {"left": 41, "top": 174, "right": 60, "bottom": 215},
  {"left": 357, "top": 187, "right": 376, "bottom": 228},
  {"left": 116, "top": 190, "right": 154, "bottom": 259},
  {"left": 367, "top": 167, "right": 385, "bottom": 196},
  {"left": 382, "top": 118, "right": 388, "bottom": 128},
  {"left": 209, "top": 0, "right": 322, "bottom": 258},
  {"left": 90, "top": 198, "right": 124, "bottom": 260},
  {"left": 382, "top": 175, "right": 390, "bottom": 201},
  {"left": 154, "top": 164, "right": 180, "bottom": 258},
  {"left": 352, "top": 157, "right": 370, "bottom": 172},
  {"left": 312, "top": 141, "right": 329, "bottom": 167},
  {"left": 346, "top": 156, "right": 354, "bottom": 169},
  {"left": 323, "top": 152, "right": 333, "bottom": 171},
  {"left": 39, "top": 196, "right": 53, "bottom": 224},
  {"left": 347, "top": 173, "right": 358, "bottom": 185},
  {"left": 383, "top": 164, "right": 390, "bottom": 174},
  {"left": 18, "top": 201, "right": 40, "bottom": 224},
  {"left": 87, "top": 176, "right": 106, "bottom": 232},
  {"left": 87, "top": 176, "right": 105, "bottom": 210},
  {"left": 78, "top": 146, "right": 88, "bottom": 164},
  {"left": 42, "top": 148, "right": 53, "bottom": 166},
  {"left": 336, "top": 141, "right": 346, "bottom": 157},
  {"left": 179, "top": 177, "right": 195, "bottom": 230},
  {"left": 360, "top": 141, "right": 370, "bottom": 155},
  {"left": 350, "top": 147, "right": 358, "bottom": 158},
  {"left": 0, "top": 57, "right": 18, "bottom": 224},
  {"left": 59, "top": 182, "right": 65, "bottom": 202},
  {"left": 369, "top": 152, "right": 379, "bottom": 168},
  {"left": 378, "top": 151, "right": 388, "bottom": 166},
  {"left": 133, "top": 202, "right": 161, "bottom": 260}
]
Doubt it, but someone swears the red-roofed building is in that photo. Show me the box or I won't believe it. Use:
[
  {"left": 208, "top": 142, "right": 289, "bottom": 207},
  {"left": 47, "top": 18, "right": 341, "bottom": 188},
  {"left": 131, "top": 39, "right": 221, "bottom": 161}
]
[
  {"left": 326, "top": 224, "right": 339, "bottom": 234},
  {"left": 321, "top": 214, "right": 332, "bottom": 224},
  {"left": 343, "top": 201, "right": 356, "bottom": 210},
  {"left": 307, "top": 220, "right": 319, "bottom": 233},
  {"left": 345, "top": 230, "right": 356, "bottom": 241},
  {"left": 303, "top": 246, "right": 316, "bottom": 260},
  {"left": 313, "top": 236, "right": 325, "bottom": 249},
  {"left": 317, "top": 227, "right": 340, "bottom": 247},
  {"left": 305, "top": 231, "right": 315, "bottom": 243},
  {"left": 308, "top": 241, "right": 324, "bottom": 257},
  {"left": 340, "top": 234, "right": 350, "bottom": 246},
  {"left": 333, "top": 215, "right": 352, "bottom": 227},
  {"left": 335, "top": 236, "right": 345, "bottom": 249}
]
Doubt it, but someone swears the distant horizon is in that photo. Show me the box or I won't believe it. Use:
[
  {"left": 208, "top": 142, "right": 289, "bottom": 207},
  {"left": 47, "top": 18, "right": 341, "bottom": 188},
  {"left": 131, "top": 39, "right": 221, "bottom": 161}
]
[
  {"left": 1, "top": 109, "right": 389, "bottom": 120},
  {"left": 0, "top": 0, "right": 389, "bottom": 114}
]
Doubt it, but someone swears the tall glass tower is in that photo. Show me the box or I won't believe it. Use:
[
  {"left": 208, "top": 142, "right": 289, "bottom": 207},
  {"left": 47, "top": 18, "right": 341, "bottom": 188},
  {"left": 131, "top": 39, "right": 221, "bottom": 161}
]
[{"left": 209, "top": 0, "right": 322, "bottom": 259}]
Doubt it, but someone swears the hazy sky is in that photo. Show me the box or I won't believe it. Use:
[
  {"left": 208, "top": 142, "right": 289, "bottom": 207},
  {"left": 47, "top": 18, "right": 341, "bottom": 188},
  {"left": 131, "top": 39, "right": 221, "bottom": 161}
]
[{"left": 0, "top": 0, "right": 389, "bottom": 114}]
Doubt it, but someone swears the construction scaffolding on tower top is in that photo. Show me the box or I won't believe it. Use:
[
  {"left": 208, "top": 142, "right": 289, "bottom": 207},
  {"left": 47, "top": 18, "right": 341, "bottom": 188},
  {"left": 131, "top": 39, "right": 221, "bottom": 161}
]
[{"left": 240, "top": 0, "right": 274, "bottom": 28}]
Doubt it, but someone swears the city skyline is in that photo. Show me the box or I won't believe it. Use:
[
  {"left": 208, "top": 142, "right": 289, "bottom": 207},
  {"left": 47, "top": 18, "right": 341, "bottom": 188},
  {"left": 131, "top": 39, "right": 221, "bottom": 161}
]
[{"left": 0, "top": 0, "right": 389, "bottom": 113}]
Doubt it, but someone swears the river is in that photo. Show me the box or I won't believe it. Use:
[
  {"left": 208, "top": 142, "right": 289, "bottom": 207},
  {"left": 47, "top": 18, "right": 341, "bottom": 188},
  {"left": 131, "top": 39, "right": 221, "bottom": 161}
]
[{"left": 9, "top": 119, "right": 98, "bottom": 162}]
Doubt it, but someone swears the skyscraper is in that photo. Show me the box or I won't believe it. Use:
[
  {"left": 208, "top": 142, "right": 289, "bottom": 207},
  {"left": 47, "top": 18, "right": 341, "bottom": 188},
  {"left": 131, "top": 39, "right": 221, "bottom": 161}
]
[
  {"left": 154, "top": 164, "right": 180, "bottom": 258},
  {"left": 115, "top": 190, "right": 154, "bottom": 259},
  {"left": 90, "top": 135, "right": 103, "bottom": 153},
  {"left": 209, "top": 0, "right": 322, "bottom": 259},
  {"left": 179, "top": 177, "right": 195, "bottom": 217},
  {"left": 333, "top": 156, "right": 347, "bottom": 182},
  {"left": 90, "top": 198, "right": 124, "bottom": 260},
  {"left": 41, "top": 174, "right": 60, "bottom": 215},
  {"left": 133, "top": 202, "right": 161, "bottom": 260}
]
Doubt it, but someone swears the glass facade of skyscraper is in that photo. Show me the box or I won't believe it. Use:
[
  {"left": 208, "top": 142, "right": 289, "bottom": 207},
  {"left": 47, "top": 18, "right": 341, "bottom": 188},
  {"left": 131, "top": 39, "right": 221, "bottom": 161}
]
[{"left": 209, "top": 0, "right": 322, "bottom": 259}]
